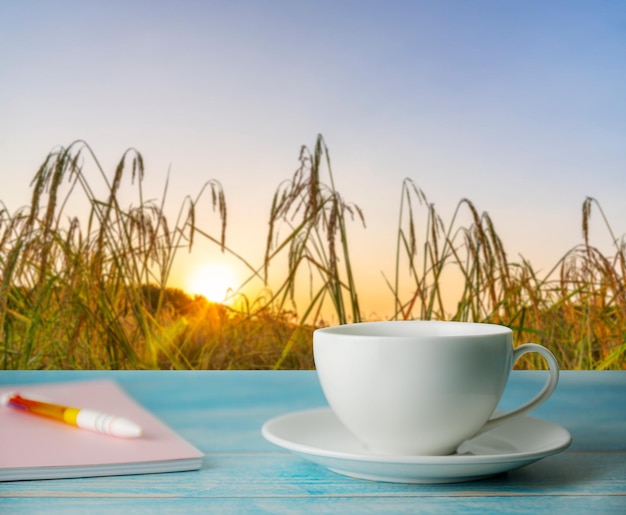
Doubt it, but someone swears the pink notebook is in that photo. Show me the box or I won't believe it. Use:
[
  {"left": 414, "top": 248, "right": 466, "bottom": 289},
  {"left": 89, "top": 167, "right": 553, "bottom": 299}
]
[{"left": 0, "top": 380, "right": 204, "bottom": 481}]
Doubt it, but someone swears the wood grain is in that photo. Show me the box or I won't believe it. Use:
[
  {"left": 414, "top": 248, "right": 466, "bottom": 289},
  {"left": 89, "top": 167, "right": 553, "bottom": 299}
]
[{"left": 1, "top": 371, "right": 624, "bottom": 514}]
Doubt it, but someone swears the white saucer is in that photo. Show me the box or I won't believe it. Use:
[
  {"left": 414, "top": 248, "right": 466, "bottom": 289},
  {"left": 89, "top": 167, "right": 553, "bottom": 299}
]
[{"left": 261, "top": 408, "right": 572, "bottom": 484}]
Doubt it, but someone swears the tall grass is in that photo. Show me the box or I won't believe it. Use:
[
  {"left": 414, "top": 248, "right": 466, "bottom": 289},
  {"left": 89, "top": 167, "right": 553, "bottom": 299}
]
[
  {"left": 0, "top": 141, "right": 227, "bottom": 369},
  {"left": 389, "top": 181, "right": 626, "bottom": 369},
  {"left": 1, "top": 136, "right": 624, "bottom": 369}
]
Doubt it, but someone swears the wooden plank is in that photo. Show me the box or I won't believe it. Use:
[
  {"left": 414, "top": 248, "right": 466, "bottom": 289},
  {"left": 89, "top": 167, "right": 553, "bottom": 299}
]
[
  {"left": 1, "top": 495, "right": 625, "bottom": 514},
  {"left": 1, "top": 452, "right": 624, "bottom": 498},
  {"left": 1, "top": 370, "right": 624, "bottom": 514},
  {"left": 3, "top": 371, "right": 622, "bottom": 451},
  {"left": 498, "top": 371, "right": 626, "bottom": 451}
]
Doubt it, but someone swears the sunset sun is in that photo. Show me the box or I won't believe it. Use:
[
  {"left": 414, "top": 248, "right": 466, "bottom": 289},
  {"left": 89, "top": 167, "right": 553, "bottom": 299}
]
[{"left": 186, "top": 263, "right": 239, "bottom": 304}]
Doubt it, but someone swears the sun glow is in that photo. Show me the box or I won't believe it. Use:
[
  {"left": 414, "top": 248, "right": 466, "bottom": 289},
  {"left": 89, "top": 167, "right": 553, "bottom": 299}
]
[{"left": 186, "top": 262, "right": 239, "bottom": 304}]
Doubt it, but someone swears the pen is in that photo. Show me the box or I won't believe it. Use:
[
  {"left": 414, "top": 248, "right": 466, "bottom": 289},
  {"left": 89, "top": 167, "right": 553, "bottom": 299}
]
[{"left": 0, "top": 392, "right": 143, "bottom": 438}]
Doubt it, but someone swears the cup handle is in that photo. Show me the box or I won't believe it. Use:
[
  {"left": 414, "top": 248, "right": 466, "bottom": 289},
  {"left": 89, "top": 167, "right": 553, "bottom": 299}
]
[{"left": 478, "top": 343, "right": 559, "bottom": 435}]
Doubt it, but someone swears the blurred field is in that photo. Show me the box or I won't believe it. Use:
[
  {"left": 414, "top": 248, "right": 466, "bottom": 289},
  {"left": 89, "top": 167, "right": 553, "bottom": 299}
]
[{"left": 1, "top": 137, "right": 624, "bottom": 369}]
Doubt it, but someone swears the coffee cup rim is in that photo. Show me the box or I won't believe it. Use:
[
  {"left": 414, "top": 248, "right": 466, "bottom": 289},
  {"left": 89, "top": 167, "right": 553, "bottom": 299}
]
[{"left": 314, "top": 320, "right": 513, "bottom": 338}]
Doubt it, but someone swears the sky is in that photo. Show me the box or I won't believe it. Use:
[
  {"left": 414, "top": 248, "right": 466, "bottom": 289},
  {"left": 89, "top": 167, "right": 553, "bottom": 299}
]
[{"left": 1, "top": 0, "right": 625, "bottom": 318}]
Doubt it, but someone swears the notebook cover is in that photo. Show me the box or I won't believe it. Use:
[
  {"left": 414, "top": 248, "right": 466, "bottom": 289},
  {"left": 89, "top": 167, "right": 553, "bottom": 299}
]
[{"left": 0, "top": 379, "right": 204, "bottom": 481}]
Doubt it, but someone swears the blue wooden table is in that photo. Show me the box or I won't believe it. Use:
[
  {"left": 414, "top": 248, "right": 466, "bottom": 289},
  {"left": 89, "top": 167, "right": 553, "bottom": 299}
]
[{"left": 0, "top": 371, "right": 624, "bottom": 513}]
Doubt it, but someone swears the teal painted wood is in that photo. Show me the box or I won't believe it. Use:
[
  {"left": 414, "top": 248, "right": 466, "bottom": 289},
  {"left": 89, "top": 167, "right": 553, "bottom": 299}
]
[
  {"left": 1, "top": 453, "right": 624, "bottom": 497},
  {"left": 1, "top": 497, "right": 626, "bottom": 515},
  {"left": 1, "top": 370, "right": 623, "bottom": 450},
  {"left": 0, "top": 371, "right": 624, "bottom": 514},
  {"left": 3, "top": 496, "right": 626, "bottom": 515}
]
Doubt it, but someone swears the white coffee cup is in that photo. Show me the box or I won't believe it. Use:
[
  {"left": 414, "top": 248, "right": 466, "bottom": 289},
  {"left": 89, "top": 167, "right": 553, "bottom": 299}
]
[{"left": 313, "top": 320, "right": 559, "bottom": 456}]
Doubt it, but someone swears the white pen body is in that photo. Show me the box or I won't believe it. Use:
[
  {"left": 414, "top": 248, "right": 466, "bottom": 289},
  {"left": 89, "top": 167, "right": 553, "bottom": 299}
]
[{"left": 75, "top": 409, "right": 143, "bottom": 438}]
